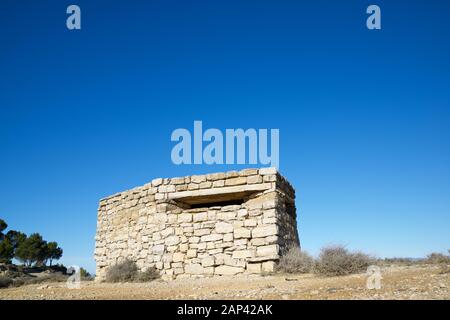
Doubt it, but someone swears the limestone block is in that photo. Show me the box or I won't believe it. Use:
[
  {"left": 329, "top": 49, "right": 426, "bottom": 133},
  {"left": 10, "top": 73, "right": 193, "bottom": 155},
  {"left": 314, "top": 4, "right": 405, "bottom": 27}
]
[
  {"left": 188, "top": 183, "right": 199, "bottom": 190},
  {"left": 194, "top": 228, "right": 210, "bottom": 236},
  {"left": 159, "top": 184, "right": 176, "bottom": 193},
  {"left": 244, "top": 219, "right": 257, "bottom": 227},
  {"left": 263, "top": 175, "right": 277, "bottom": 182},
  {"left": 207, "top": 172, "right": 226, "bottom": 181},
  {"left": 247, "top": 175, "right": 263, "bottom": 184},
  {"left": 173, "top": 252, "right": 185, "bottom": 262},
  {"left": 215, "top": 222, "right": 233, "bottom": 234},
  {"left": 189, "top": 236, "right": 200, "bottom": 244},
  {"left": 171, "top": 177, "right": 185, "bottom": 185},
  {"left": 225, "top": 171, "right": 239, "bottom": 178},
  {"left": 225, "top": 177, "right": 247, "bottom": 186},
  {"left": 178, "top": 213, "right": 192, "bottom": 223},
  {"left": 252, "top": 225, "right": 278, "bottom": 238},
  {"left": 191, "top": 175, "right": 206, "bottom": 183},
  {"left": 262, "top": 261, "right": 276, "bottom": 272},
  {"left": 152, "top": 178, "right": 163, "bottom": 186},
  {"left": 152, "top": 244, "right": 165, "bottom": 255},
  {"left": 259, "top": 167, "right": 277, "bottom": 175},
  {"left": 223, "top": 233, "right": 233, "bottom": 242},
  {"left": 201, "top": 234, "right": 223, "bottom": 242},
  {"left": 239, "top": 168, "right": 259, "bottom": 176},
  {"left": 215, "top": 265, "right": 244, "bottom": 275},
  {"left": 232, "top": 250, "right": 254, "bottom": 259},
  {"left": 212, "top": 180, "right": 225, "bottom": 188},
  {"left": 201, "top": 256, "right": 215, "bottom": 267},
  {"left": 208, "top": 210, "right": 217, "bottom": 220},
  {"left": 185, "top": 263, "right": 204, "bottom": 275},
  {"left": 234, "top": 228, "right": 251, "bottom": 239},
  {"left": 246, "top": 263, "right": 262, "bottom": 274},
  {"left": 186, "top": 249, "right": 197, "bottom": 258},
  {"left": 165, "top": 235, "right": 180, "bottom": 246},
  {"left": 161, "top": 227, "right": 174, "bottom": 238},
  {"left": 257, "top": 244, "right": 279, "bottom": 257},
  {"left": 217, "top": 211, "right": 236, "bottom": 220},
  {"left": 237, "top": 209, "right": 248, "bottom": 218},
  {"left": 193, "top": 211, "right": 208, "bottom": 222},
  {"left": 199, "top": 181, "right": 212, "bottom": 189}
]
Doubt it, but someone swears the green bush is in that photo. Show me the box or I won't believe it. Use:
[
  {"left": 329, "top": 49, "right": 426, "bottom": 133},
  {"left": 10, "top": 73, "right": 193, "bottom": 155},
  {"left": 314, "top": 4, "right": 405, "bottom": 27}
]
[
  {"left": 105, "top": 259, "right": 159, "bottom": 283},
  {"left": 277, "top": 245, "right": 314, "bottom": 273},
  {"left": 315, "top": 245, "right": 374, "bottom": 276}
]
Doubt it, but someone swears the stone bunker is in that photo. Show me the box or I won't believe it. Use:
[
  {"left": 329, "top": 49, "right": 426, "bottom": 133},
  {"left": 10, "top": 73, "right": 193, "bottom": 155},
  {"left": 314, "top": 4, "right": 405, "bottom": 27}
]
[{"left": 94, "top": 168, "right": 299, "bottom": 280}]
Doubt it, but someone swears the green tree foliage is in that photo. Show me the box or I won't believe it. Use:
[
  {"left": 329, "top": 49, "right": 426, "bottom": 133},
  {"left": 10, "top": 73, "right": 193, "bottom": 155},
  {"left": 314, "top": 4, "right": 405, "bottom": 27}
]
[
  {"left": 46, "top": 241, "right": 63, "bottom": 266},
  {"left": 15, "top": 233, "right": 49, "bottom": 266},
  {"left": 0, "top": 219, "right": 7, "bottom": 240},
  {"left": 0, "top": 219, "right": 64, "bottom": 267},
  {"left": 5, "top": 230, "right": 27, "bottom": 250},
  {"left": 14, "top": 234, "right": 63, "bottom": 267},
  {"left": 0, "top": 219, "right": 14, "bottom": 263},
  {"left": 0, "top": 238, "right": 14, "bottom": 264}
]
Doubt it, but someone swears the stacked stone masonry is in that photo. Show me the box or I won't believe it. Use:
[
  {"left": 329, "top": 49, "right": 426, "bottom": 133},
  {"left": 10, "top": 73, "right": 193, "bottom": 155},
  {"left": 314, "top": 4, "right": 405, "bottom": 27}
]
[{"left": 95, "top": 167, "right": 299, "bottom": 281}]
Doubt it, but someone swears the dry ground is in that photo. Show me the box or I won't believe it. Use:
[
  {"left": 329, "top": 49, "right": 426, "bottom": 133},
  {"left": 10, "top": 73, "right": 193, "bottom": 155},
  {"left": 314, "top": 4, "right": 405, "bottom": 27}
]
[{"left": 0, "top": 265, "right": 448, "bottom": 300}]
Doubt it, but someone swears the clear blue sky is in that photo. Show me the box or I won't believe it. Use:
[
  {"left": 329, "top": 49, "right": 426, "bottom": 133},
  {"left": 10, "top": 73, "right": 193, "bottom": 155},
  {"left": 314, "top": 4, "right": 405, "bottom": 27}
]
[{"left": 1, "top": 1, "right": 449, "bottom": 273}]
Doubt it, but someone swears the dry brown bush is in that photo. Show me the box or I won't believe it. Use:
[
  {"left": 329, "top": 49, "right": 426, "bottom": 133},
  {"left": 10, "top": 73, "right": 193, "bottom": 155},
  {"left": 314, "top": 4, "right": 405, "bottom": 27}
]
[
  {"left": 314, "top": 245, "right": 374, "bottom": 276},
  {"left": 277, "top": 245, "right": 314, "bottom": 274},
  {"left": 105, "top": 259, "right": 159, "bottom": 283}
]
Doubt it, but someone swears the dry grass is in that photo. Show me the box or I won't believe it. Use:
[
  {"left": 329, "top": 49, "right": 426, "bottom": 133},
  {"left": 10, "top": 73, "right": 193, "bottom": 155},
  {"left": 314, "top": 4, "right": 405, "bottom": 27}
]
[
  {"left": 277, "top": 245, "right": 314, "bottom": 274},
  {"left": 314, "top": 245, "right": 374, "bottom": 276},
  {"left": 105, "top": 259, "right": 160, "bottom": 283},
  {"left": 425, "top": 253, "right": 450, "bottom": 265}
]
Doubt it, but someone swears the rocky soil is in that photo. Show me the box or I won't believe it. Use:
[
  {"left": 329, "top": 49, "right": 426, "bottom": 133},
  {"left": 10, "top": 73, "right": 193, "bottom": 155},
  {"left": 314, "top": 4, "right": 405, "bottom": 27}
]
[{"left": 0, "top": 265, "right": 448, "bottom": 300}]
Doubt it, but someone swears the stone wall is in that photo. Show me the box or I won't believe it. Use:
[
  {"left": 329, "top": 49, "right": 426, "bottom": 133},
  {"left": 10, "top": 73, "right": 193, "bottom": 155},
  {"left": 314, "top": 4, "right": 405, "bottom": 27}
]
[{"left": 94, "top": 167, "right": 299, "bottom": 281}]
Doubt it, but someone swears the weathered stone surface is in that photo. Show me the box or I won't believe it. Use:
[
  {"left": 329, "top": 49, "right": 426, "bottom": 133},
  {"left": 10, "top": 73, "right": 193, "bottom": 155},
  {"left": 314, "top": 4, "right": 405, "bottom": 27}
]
[
  {"left": 232, "top": 250, "right": 254, "bottom": 259},
  {"left": 95, "top": 169, "right": 298, "bottom": 281},
  {"left": 215, "top": 265, "right": 244, "bottom": 275},
  {"left": 225, "top": 177, "right": 247, "bottom": 186},
  {"left": 246, "top": 263, "right": 262, "bottom": 274},
  {"left": 215, "top": 222, "right": 233, "bottom": 234},
  {"left": 201, "top": 234, "right": 223, "bottom": 242},
  {"left": 259, "top": 167, "right": 277, "bottom": 175},
  {"left": 247, "top": 175, "right": 263, "bottom": 184},
  {"left": 252, "top": 225, "right": 278, "bottom": 238},
  {"left": 234, "top": 228, "right": 251, "bottom": 239},
  {"left": 185, "top": 263, "right": 204, "bottom": 275},
  {"left": 193, "top": 211, "right": 208, "bottom": 222},
  {"left": 201, "top": 256, "right": 215, "bottom": 267},
  {"left": 173, "top": 252, "right": 185, "bottom": 262},
  {"left": 256, "top": 244, "right": 279, "bottom": 257},
  {"left": 165, "top": 235, "right": 180, "bottom": 246},
  {"left": 262, "top": 261, "right": 276, "bottom": 272}
]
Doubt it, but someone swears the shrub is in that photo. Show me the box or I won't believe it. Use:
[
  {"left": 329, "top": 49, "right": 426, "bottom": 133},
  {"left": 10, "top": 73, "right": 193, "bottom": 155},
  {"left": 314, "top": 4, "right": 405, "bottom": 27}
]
[
  {"left": 277, "top": 246, "right": 314, "bottom": 273},
  {"left": 380, "top": 257, "right": 418, "bottom": 266},
  {"left": 425, "top": 252, "right": 450, "bottom": 264},
  {"left": 0, "top": 276, "right": 13, "bottom": 288},
  {"left": 105, "top": 259, "right": 138, "bottom": 283},
  {"left": 105, "top": 259, "right": 159, "bottom": 283},
  {"left": 80, "top": 267, "right": 94, "bottom": 280},
  {"left": 315, "top": 245, "right": 374, "bottom": 276},
  {"left": 135, "top": 266, "right": 160, "bottom": 282}
]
